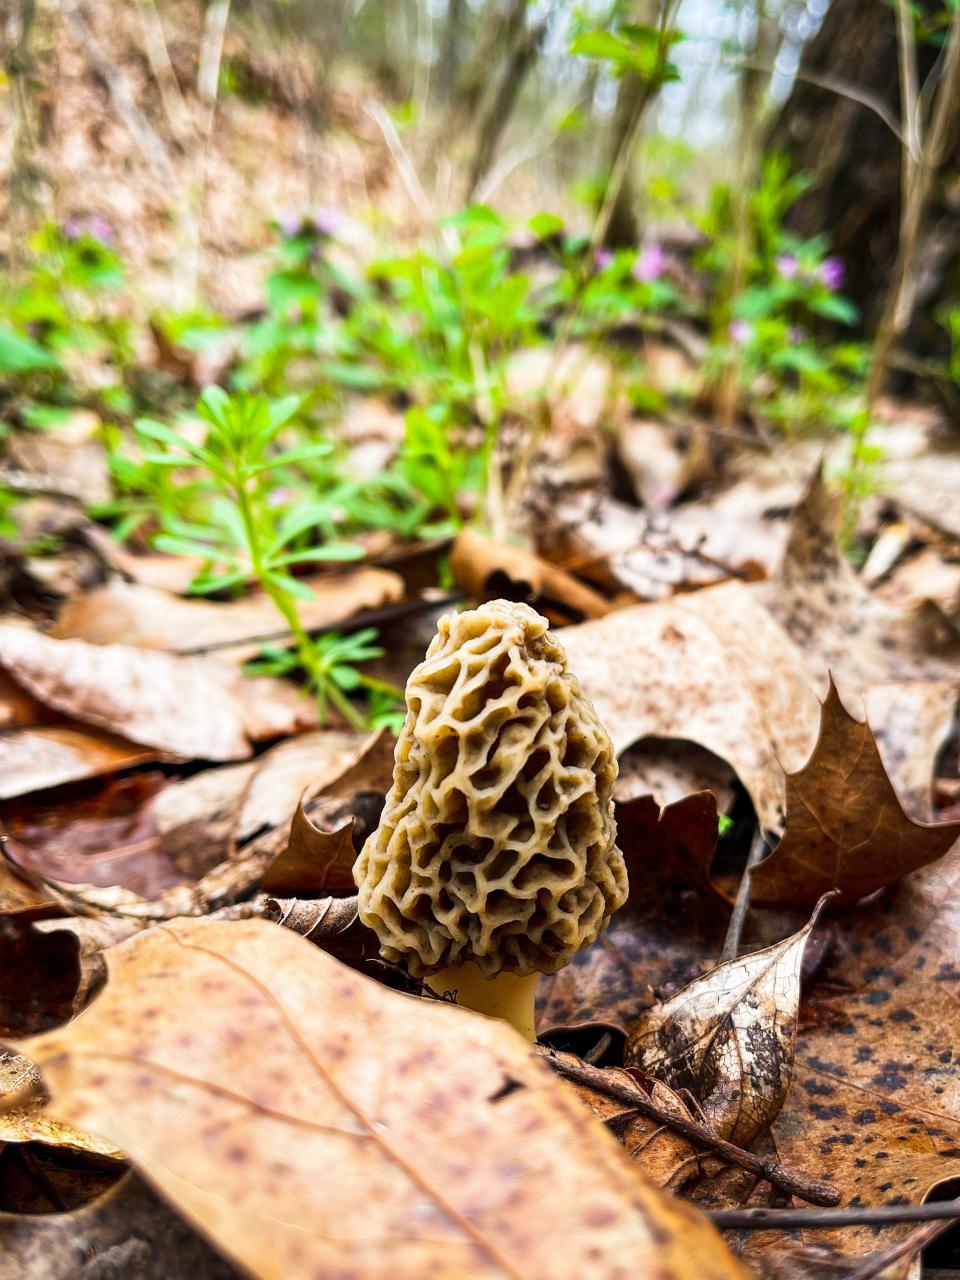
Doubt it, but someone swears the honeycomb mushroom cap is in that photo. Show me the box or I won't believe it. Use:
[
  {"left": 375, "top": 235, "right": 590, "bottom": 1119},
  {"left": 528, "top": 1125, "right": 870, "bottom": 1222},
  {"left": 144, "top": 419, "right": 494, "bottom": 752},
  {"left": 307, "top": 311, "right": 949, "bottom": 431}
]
[{"left": 354, "top": 600, "right": 627, "bottom": 978}]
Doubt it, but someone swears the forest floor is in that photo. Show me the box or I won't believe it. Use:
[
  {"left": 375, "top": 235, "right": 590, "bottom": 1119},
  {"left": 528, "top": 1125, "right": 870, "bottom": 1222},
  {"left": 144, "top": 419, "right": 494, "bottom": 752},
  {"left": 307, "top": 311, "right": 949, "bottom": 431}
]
[{"left": 4, "top": 6, "right": 960, "bottom": 1279}]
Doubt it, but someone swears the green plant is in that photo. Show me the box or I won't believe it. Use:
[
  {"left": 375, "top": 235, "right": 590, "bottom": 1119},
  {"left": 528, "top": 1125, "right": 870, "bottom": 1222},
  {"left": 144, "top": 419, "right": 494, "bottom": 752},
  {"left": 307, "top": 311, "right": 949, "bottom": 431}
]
[
  {"left": 138, "top": 386, "right": 397, "bottom": 727},
  {"left": 0, "top": 221, "right": 132, "bottom": 422},
  {"left": 698, "top": 156, "right": 869, "bottom": 433}
]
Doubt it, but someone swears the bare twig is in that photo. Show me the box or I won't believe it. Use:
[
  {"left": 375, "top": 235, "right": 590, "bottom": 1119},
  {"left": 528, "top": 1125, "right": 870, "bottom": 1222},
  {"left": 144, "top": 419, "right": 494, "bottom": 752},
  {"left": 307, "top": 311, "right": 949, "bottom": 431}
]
[
  {"left": 728, "top": 56, "right": 912, "bottom": 154},
  {"left": 710, "top": 1201, "right": 960, "bottom": 1231},
  {"left": 541, "top": 1049, "right": 841, "bottom": 1207},
  {"left": 719, "top": 826, "right": 768, "bottom": 963}
]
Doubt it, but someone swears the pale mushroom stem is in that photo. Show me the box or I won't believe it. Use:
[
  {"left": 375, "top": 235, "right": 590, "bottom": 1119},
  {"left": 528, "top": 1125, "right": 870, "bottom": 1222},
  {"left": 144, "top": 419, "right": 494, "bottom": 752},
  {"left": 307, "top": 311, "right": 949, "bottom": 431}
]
[{"left": 426, "top": 962, "right": 541, "bottom": 1041}]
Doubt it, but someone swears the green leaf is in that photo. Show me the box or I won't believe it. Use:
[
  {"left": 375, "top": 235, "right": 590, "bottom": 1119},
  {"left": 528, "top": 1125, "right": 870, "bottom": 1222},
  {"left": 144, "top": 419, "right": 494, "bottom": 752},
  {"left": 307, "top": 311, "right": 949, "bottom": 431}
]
[
  {"left": 0, "top": 325, "right": 59, "bottom": 373},
  {"left": 809, "top": 293, "right": 859, "bottom": 325},
  {"left": 271, "top": 543, "right": 366, "bottom": 567}
]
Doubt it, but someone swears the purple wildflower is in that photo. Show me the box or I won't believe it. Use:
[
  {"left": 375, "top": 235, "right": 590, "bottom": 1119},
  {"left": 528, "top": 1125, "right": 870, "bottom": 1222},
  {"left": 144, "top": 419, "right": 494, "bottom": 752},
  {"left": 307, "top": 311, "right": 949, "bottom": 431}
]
[
  {"left": 309, "top": 206, "right": 342, "bottom": 239},
  {"left": 632, "top": 243, "right": 666, "bottom": 283},
  {"left": 729, "top": 319, "right": 752, "bottom": 345},
  {"left": 87, "top": 215, "right": 114, "bottom": 245},
  {"left": 276, "top": 209, "right": 303, "bottom": 238},
  {"left": 821, "top": 256, "right": 845, "bottom": 289},
  {"left": 594, "top": 248, "right": 614, "bottom": 271},
  {"left": 788, "top": 325, "right": 805, "bottom": 344},
  {"left": 63, "top": 217, "right": 85, "bottom": 241},
  {"left": 775, "top": 254, "right": 798, "bottom": 280}
]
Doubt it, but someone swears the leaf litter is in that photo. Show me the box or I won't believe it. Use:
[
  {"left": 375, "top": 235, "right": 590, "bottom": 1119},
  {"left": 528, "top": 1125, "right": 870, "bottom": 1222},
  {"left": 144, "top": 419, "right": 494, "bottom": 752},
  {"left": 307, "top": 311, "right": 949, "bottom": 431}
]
[{"left": 5, "top": 430, "right": 960, "bottom": 1280}]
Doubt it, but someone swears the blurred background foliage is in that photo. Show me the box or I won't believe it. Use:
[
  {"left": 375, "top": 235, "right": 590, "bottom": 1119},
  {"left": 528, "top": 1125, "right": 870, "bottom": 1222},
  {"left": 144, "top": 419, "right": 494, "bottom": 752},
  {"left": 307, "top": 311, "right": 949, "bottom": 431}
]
[{"left": 1, "top": 0, "right": 959, "bottom": 717}]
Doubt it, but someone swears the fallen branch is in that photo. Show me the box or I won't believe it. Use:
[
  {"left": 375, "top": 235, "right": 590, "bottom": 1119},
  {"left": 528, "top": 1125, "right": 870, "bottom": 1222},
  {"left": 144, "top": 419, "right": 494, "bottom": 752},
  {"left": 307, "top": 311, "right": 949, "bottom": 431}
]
[{"left": 540, "top": 1048, "right": 840, "bottom": 1208}]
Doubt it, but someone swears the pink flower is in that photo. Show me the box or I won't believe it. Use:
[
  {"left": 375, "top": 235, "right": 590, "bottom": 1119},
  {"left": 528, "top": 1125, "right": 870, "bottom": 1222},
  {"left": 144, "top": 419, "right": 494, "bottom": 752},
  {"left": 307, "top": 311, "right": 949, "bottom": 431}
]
[
  {"left": 821, "top": 256, "right": 845, "bottom": 289},
  {"left": 729, "top": 319, "right": 752, "bottom": 345},
  {"left": 775, "top": 254, "right": 798, "bottom": 279},
  {"left": 632, "top": 243, "right": 665, "bottom": 282},
  {"left": 594, "top": 248, "right": 614, "bottom": 271}
]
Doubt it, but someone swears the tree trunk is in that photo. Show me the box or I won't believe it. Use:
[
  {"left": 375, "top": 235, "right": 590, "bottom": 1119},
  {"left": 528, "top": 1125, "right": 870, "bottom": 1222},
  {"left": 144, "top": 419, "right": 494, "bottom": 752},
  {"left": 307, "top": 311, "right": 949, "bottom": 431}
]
[{"left": 769, "top": 0, "right": 960, "bottom": 361}]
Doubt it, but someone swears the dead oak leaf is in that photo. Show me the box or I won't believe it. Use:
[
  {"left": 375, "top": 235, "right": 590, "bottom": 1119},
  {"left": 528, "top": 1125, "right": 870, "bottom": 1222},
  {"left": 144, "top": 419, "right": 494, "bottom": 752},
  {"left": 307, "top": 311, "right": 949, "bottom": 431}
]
[
  {"left": 560, "top": 581, "right": 822, "bottom": 831},
  {"left": 749, "top": 681, "right": 960, "bottom": 909},
  {"left": 757, "top": 463, "right": 960, "bottom": 689},
  {"left": 624, "top": 895, "right": 833, "bottom": 1145},
  {"left": 17, "top": 919, "right": 747, "bottom": 1280},
  {"left": 260, "top": 802, "right": 358, "bottom": 896}
]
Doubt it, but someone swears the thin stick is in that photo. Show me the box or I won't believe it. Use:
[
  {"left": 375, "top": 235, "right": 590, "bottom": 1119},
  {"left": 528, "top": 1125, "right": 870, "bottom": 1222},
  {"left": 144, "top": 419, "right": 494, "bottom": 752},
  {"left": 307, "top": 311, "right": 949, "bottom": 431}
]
[
  {"left": 709, "top": 1202, "right": 960, "bottom": 1230},
  {"left": 846, "top": 1212, "right": 958, "bottom": 1280},
  {"left": 541, "top": 1049, "right": 840, "bottom": 1208},
  {"left": 719, "top": 826, "right": 768, "bottom": 963}
]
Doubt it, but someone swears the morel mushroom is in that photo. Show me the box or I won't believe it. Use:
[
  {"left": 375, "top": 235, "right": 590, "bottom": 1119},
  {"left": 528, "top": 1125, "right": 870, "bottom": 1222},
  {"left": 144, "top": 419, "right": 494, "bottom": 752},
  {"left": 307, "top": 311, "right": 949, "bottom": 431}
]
[{"left": 354, "top": 600, "right": 627, "bottom": 1039}]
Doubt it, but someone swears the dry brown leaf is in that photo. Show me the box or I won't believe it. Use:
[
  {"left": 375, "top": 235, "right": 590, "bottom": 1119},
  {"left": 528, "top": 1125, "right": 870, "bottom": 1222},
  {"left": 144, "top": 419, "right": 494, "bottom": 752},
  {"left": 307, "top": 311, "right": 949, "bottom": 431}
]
[
  {"left": 763, "top": 837, "right": 960, "bottom": 1257},
  {"left": 233, "top": 728, "right": 370, "bottom": 846},
  {"left": 7, "top": 419, "right": 110, "bottom": 506},
  {"left": 260, "top": 803, "right": 358, "bottom": 896},
  {"left": 51, "top": 569, "right": 404, "bottom": 659},
  {"left": 0, "top": 1172, "right": 243, "bottom": 1280},
  {"left": 0, "top": 860, "right": 53, "bottom": 913},
  {"left": 876, "top": 543, "right": 960, "bottom": 624},
  {"left": 0, "top": 626, "right": 302, "bottom": 761},
  {"left": 451, "top": 528, "right": 612, "bottom": 620},
  {"left": 750, "top": 682, "right": 960, "bottom": 909},
  {"left": 0, "top": 1052, "right": 122, "bottom": 1159},
  {"left": 561, "top": 581, "right": 822, "bottom": 830},
  {"left": 615, "top": 791, "right": 721, "bottom": 901},
  {"left": 625, "top": 895, "right": 833, "bottom": 1145},
  {"left": 0, "top": 721, "right": 160, "bottom": 801},
  {"left": 1, "top": 773, "right": 184, "bottom": 899},
  {"left": 17, "top": 918, "right": 747, "bottom": 1280},
  {"left": 758, "top": 465, "right": 960, "bottom": 689},
  {"left": 863, "top": 678, "right": 959, "bottom": 823},
  {"left": 614, "top": 738, "right": 737, "bottom": 811}
]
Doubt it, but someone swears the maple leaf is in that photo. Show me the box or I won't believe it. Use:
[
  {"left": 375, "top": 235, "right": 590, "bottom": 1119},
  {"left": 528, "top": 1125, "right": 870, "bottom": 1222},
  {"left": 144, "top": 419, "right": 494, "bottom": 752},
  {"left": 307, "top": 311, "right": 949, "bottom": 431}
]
[
  {"left": 624, "top": 895, "right": 833, "bottom": 1145},
  {"left": 749, "top": 679, "right": 960, "bottom": 909}
]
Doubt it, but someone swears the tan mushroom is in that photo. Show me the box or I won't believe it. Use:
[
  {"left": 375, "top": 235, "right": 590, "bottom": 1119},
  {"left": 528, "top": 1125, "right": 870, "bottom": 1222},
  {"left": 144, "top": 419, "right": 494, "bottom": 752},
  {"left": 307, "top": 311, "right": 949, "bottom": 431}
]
[{"left": 354, "top": 600, "right": 627, "bottom": 1039}]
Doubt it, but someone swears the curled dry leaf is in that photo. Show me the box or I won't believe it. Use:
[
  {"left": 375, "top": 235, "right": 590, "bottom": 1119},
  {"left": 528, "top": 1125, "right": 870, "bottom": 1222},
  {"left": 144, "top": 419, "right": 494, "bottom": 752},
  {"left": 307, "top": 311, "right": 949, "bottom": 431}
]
[
  {"left": 0, "top": 1172, "right": 243, "bottom": 1280},
  {"left": 17, "top": 918, "right": 747, "bottom": 1280},
  {"left": 624, "top": 894, "right": 833, "bottom": 1145},
  {"left": 750, "top": 681, "right": 960, "bottom": 909},
  {"left": 0, "top": 1051, "right": 123, "bottom": 1159},
  {"left": 51, "top": 569, "right": 404, "bottom": 660},
  {"left": 450, "top": 528, "right": 612, "bottom": 620}
]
